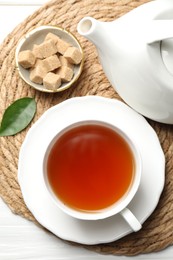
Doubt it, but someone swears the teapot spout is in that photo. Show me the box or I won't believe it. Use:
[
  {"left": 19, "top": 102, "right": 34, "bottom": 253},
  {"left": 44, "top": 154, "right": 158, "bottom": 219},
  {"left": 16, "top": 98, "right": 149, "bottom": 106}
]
[{"left": 77, "top": 17, "right": 108, "bottom": 49}]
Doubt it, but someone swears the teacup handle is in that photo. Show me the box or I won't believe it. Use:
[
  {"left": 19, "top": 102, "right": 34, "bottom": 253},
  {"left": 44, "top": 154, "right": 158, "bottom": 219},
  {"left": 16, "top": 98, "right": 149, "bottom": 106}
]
[
  {"left": 147, "top": 20, "right": 173, "bottom": 44},
  {"left": 120, "top": 208, "right": 142, "bottom": 232}
]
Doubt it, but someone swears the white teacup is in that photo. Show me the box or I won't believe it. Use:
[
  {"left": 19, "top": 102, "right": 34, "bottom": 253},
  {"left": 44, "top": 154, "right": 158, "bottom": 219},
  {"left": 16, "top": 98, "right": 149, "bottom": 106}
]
[{"left": 43, "top": 120, "right": 142, "bottom": 232}]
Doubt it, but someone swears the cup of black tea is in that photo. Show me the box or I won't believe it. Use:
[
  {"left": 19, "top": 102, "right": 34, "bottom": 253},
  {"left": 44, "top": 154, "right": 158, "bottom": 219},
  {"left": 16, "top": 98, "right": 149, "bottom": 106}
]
[{"left": 43, "top": 120, "right": 142, "bottom": 231}]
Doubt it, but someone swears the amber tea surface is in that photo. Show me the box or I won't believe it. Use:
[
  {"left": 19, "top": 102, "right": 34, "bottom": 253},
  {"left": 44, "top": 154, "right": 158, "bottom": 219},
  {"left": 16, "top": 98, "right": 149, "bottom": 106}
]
[{"left": 47, "top": 123, "right": 135, "bottom": 211}]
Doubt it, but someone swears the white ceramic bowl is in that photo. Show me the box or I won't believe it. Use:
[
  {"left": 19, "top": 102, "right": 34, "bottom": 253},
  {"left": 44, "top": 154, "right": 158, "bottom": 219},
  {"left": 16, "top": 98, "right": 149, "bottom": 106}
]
[{"left": 15, "top": 25, "right": 84, "bottom": 93}]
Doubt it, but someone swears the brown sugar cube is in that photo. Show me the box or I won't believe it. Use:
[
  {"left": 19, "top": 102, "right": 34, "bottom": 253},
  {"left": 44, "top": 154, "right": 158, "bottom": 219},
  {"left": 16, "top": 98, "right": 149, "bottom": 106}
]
[
  {"left": 56, "top": 38, "right": 71, "bottom": 55},
  {"left": 18, "top": 50, "right": 36, "bottom": 68},
  {"left": 43, "top": 72, "right": 61, "bottom": 90},
  {"left": 44, "top": 33, "right": 60, "bottom": 44},
  {"left": 42, "top": 55, "right": 61, "bottom": 72},
  {"left": 56, "top": 66, "right": 73, "bottom": 82},
  {"left": 33, "top": 44, "right": 45, "bottom": 59},
  {"left": 59, "top": 55, "right": 74, "bottom": 70},
  {"left": 33, "top": 39, "right": 57, "bottom": 59},
  {"left": 30, "top": 61, "right": 47, "bottom": 84},
  {"left": 32, "top": 58, "right": 46, "bottom": 70},
  {"left": 64, "top": 47, "right": 82, "bottom": 65},
  {"left": 44, "top": 33, "right": 70, "bottom": 55}
]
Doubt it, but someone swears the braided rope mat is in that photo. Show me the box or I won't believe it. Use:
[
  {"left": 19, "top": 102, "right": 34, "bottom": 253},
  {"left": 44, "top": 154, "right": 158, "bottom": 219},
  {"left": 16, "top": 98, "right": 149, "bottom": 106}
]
[{"left": 0, "top": 0, "right": 173, "bottom": 256}]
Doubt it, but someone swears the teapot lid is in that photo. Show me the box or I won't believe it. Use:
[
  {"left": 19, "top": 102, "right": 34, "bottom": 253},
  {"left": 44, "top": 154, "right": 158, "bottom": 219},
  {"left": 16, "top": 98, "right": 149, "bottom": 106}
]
[{"left": 161, "top": 38, "right": 173, "bottom": 76}]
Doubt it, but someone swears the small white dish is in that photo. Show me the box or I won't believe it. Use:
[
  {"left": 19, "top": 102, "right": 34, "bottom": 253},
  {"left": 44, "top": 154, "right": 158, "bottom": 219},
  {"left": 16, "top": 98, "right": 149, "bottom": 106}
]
[
  {"left": 18, "top": 96, "right": 165, "bottom": 245},
  {"left": 15, "top": 25, "right": 84, "bottom": 93}
]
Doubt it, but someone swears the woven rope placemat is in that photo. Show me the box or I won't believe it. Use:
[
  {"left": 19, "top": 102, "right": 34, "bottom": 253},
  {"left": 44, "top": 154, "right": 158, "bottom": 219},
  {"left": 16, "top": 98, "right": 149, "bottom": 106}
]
[{"left": 0, "top": 0, "right": 173, "bottom": 256}]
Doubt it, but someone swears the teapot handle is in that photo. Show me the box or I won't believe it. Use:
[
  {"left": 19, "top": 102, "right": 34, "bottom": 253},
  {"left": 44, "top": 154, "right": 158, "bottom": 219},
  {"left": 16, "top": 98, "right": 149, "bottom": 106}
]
[{"left": 147, "top": 20, "right": 173, "bottom": 44}]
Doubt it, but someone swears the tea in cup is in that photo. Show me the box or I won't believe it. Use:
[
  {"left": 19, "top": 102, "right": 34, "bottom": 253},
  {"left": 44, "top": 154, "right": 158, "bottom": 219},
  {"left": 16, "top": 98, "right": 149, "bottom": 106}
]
[{"left": 43, "top": 120, "right": 142, "bottom": 231}]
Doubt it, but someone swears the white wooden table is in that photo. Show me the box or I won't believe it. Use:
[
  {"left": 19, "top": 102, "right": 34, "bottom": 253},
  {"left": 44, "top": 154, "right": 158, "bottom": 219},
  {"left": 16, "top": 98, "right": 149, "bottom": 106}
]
[{"left": 0, "top": 1, "right": 173, "bottom": 259}]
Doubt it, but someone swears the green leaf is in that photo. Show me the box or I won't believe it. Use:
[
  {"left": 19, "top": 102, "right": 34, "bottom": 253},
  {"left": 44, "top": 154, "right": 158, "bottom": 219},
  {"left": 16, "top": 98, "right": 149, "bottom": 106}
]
[{"left": 0, "top": 97, "right": 36, "bottom": 137}]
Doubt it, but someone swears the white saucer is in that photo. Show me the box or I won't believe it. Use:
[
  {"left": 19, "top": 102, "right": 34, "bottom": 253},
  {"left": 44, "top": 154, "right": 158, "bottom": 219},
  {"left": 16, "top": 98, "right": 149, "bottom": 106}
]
[{"left": 18, "top": 96, "right": 165, "bottom": 245}]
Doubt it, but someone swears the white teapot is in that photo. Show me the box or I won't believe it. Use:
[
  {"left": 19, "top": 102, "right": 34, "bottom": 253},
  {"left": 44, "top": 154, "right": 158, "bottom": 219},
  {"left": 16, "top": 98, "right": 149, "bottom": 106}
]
[{"left": 77, "top": 0, "right": 173, "bottom": 124}]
